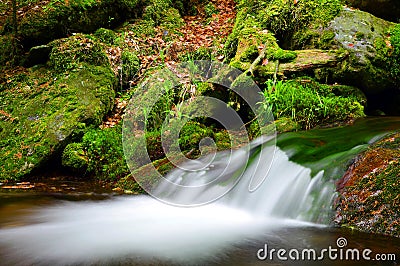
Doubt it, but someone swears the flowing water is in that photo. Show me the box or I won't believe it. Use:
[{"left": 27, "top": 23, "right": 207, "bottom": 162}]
[{"left": 1, "top": 117, "right": 400, "bottom": 265}]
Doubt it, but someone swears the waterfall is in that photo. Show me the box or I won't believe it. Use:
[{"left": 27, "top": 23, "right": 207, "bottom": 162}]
[
  {"left": 2, "top": 117, "right": 399, "bottom": 265},
  {"left": 0, "top": 141, "right": 332, "bottom": 265}
]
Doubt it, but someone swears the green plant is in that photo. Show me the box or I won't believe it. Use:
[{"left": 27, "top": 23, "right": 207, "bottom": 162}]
[
  {"left": 260, "top": 78, "right": 365, "bottom": 129},
  {"left": 119, "top": 50, "right": 140, "bottom": 89},
  {"left": 82, "top": 125, "right": 129, "bottom": 181},
  {"left": 178, "top": 121, "right": 214, "bottom": 152},
  {"left": 204, "top": 2, "right": 218, "bottom": 18},
  {"left": 62, "top": 142, "right": 88, "bottom": 173},
  {"left": 94, "top": 28, "right": 118, "bottom": 45}
]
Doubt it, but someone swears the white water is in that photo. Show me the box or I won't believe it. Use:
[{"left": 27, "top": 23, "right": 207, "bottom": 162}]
[{"left": 0, "top": 143, "right": 334, "bottom": 265}]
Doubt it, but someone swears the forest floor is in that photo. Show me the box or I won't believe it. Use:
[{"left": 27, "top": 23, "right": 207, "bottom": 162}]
[{"left": 101, "top": 0, "right": 236, "bottom": 128}]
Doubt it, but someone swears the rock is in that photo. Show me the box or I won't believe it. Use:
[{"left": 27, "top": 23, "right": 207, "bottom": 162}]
[
  {"left": 345, "top": 0, "right": 400, "bottom": 22},
  {"left": 293, "top": 8, "right": 397, "bottom": 96},
  {"left": 24, "top": 45, "right": 52, "bottom": 67},
  {"left": 119, "top": 51, "right": 140, "bottom": 88},
  {"left": 335, "top": 132, "right": 400, "bottom": 237},
  {"left": 0, "top": 36, "right": 116, "bottom": 181},
  {"left": 322, "top": 9, "right": 395, "bottom": 95},
  {"left": 14, "top": 0, "right": 143, "bottom": 48}
]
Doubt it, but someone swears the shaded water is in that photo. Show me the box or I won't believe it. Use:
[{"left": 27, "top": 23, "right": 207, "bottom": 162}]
[{"left": 1, "top": 117, "right": 400, "bottom": 265}]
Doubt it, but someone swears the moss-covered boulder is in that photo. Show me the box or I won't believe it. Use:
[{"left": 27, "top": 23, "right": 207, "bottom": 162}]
[
  {"left": 297, "top": 9, "right": 397, "bottom": 96},
  {"left": 290, "top": 8, "right": 400, "bottom": 114},
  {"left": 49, "top": 33, "right": 110, "bottom": 72},
  {"left": 0, "top": 34, "right": 116, "bottom": 181},
  {"left": 142, "top": 0, "right": 184, "bottom": 28},
  {"left": 0, "top": 65, "right": 115, "bottom": 181},
  {"left": 9, "top": 0, "right": 143, "bottom": 48},
  {"left": 335, "top": 132, "right": 400, "bottom": 237},
  {"left": 345, "top": 0, "right": 400, "bottom": 22}
]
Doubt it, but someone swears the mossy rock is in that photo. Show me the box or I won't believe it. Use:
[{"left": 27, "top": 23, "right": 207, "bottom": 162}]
[
  {"left": 49, "top": 34, "right": 109, "bottom": 72},
  {"left": 294, "top": 9, "right": 397, "bottom": 96},
  {"left": 225, "top": 0, "right": 342, "bottom": 58},
  {"left": 81, "top": 125, "right": 129, "bottom": 181},
  {"left": 62, "top": 142, "right": 88, "bottom": 173},
  {"left": 229, "top": 27, "right": 297, "bottom": 72},
  {"left": 142, "top": 0, "right": 184, "bottom": 28},
  {"left": 14, "top": 0, "right": 143, "bottom": 48},
  {"left": 94, "top": 28, "right": 118, "bottom": 45},
  {"left": 336, "top": 132, "right": 400, "bottom": 237},
  {"left": 0, "top": 65, "right": 116, "bottom": 181}
]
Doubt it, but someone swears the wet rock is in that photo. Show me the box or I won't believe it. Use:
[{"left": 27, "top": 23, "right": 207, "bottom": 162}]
[{"left": 335, "top": 132, "right": 400, "bottom": 237}]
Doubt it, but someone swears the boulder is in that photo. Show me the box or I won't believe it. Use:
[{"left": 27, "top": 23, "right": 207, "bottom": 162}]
[
  {"left": 291, "top": 8, "right": 397, "bottom": 98},
  {"left": 0, "top": 35, "right": 116, "bottom": 181}
]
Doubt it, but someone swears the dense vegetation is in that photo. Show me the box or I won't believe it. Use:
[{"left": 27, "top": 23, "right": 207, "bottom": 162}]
[{"left": 0, "top": 0, "right": 399, "bottom": 222}]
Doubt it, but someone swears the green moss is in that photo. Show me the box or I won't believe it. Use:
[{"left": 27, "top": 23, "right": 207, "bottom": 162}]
[
  {"left": 226, "top": 0, "right": 342, "bottom": 57},
  {"left": 62, "top": 142, "right": 88, "bottom": 173},
  {"left": 82, "top": 125, "right": 129, "bottom": 181},
  {"left": 119, "top": 50, "right": 140, "bottom": 87},
  {"left": 0, "top": 35, "right": 22, "bottom": 69},
  {"left": 143, "top": 0, "right": 184, "bottom": 28},
  {"left": 271, "top": 49, "right": 297, "bottom": 62},
  {"left": 389, "top": 24, "right": 400, "bottom": 83},
  {"left": 0, "top": 65, "right": 115, "bottom": 181},
  {"left": 15, "top": 0, "right": 143, "bottom": 47},
  {"left": 117, "top": 19, "right": 157, "bottom": 38},
  {"left": 178, "top": 121, "right": 214, "bottom": 153},
  {"left": 94, "top": 28, "right": 118, "bottom": 45},
  {"left": 49, "top": 34, "right": 109, "bottom": 72},
  {"left": 213, "top": 130, "right": 232, "bottom": 151}
]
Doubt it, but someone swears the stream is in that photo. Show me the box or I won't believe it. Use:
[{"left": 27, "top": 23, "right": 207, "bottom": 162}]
[{"left": 1, "top": 117, "right": 400, "bottom": 265}]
